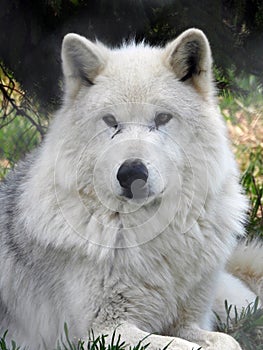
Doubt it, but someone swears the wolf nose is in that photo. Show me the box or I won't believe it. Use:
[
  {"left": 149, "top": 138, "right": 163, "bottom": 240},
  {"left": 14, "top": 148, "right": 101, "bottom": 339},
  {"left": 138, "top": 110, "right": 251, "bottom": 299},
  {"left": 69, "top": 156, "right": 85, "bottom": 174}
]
[{"left": 117, "top": 159, "right": 148, "bottom": 193}]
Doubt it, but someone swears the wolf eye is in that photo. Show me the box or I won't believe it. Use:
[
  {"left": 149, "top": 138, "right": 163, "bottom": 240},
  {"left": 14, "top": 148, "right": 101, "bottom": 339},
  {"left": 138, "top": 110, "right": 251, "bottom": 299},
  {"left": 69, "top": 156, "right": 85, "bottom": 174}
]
[
  {"left": 154, "top": 113, "right": 173, "bottom": 128},
  {"left": 103, "top": 114, "right": 118, "bottom": 128}
]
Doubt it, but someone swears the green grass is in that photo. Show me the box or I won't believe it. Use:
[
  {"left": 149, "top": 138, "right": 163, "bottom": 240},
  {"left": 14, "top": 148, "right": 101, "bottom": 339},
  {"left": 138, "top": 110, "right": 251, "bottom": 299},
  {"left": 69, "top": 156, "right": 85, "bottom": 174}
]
[
  {"left": 215, "top": 298, "right": 263, "bottom": 350},
  {"left": 0, "top": 115, "right": 41, "bottom": 178},
  {"left": 0, "top": 331, "right": 19, "bottom": 350},
  {"left": 0, "top": 325, "right": 152, "bottom": 350}
]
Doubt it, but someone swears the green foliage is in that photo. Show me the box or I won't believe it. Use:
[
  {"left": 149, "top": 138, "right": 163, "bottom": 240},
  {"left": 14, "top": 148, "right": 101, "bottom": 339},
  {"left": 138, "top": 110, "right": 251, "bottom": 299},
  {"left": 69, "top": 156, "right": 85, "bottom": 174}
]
[
  {"left": 219, "top": 73, "right": 263, "bottom": 239},
  {"left": 0, "top": 63, "right": 46, "bottom": 178},
  {"left": 0, "top": 325, "right": 152, "bottom": 350},
  {"left": 0, "top": 115, "right": 41, "bottom": 177},
  {"left": 0, "top": 331, "right": 19, "bottom": 350},
  {"left": 144, "top": 5, "right": 179, "bottom": 43},
  {"left": 215, "top": 298, "right": 263, "bottom": 350},
  {"left": 56, "top": 324, "right": 153, "bottom": 350},
  {"left": 241, "top": 147, "right": 263, "bottom": 239}
]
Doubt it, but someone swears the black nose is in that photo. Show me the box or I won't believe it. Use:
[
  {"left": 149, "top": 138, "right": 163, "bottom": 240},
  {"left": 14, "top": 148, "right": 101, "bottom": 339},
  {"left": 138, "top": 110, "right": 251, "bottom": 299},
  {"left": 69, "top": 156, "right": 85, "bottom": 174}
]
[{"left": 117, "top": 159, "right": 148, "bottom": 193}]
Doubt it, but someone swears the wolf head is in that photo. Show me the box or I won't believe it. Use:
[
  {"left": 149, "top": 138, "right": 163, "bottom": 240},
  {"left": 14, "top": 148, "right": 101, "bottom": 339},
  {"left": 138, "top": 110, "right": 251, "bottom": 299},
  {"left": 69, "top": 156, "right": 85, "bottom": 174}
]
[{"left": 34, "top": 29, "right": 244, "bottom": 248}]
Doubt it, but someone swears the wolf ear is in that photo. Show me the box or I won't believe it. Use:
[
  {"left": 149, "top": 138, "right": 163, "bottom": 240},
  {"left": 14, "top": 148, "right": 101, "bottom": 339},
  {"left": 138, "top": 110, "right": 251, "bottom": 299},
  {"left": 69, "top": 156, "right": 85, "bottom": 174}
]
[
  {"left": 164, "top": 28, "right": 213, "bottom": 98},
  {"left": 62, "top": 33, "right": 107, "bottom": 98}
]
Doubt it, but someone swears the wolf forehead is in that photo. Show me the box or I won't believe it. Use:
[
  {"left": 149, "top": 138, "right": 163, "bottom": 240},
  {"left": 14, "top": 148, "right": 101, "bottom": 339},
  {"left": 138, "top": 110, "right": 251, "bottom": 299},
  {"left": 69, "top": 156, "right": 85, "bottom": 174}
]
[{"left": 61, "top": 29, "right": 213, "bottom": 104}]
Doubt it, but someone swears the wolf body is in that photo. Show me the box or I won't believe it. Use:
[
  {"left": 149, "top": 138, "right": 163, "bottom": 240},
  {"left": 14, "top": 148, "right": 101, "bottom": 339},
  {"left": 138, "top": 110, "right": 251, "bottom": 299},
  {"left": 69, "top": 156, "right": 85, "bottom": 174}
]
[{"left": 0, "top": 29, "right": 262, "bottom": 350}]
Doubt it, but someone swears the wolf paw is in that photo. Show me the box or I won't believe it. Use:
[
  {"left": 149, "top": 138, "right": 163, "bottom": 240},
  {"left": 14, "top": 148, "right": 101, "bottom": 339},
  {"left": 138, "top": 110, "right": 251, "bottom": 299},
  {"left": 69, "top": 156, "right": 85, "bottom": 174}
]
[
  {"left": 148, "top": 337, "right": 201, "bottom": 350},
  {"left": 201, "top": 332, "right": 241, "bottom": 350}
]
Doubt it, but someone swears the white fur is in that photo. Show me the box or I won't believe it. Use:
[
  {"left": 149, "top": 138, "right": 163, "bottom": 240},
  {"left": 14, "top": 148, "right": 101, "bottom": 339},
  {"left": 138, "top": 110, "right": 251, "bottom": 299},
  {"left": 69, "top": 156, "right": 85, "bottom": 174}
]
[
  {"left": 227, "top": 240, "right": 263, "bottom": 300},
  {"left": 1, "top": 29, "right": 261, "bottom": 350}
]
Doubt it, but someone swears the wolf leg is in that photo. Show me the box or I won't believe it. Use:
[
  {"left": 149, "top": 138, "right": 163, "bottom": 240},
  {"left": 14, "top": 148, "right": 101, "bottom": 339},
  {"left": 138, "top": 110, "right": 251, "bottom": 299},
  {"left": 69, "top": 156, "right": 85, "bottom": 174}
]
[
  {"left": 179, "top": 326, "right": 241, "bottom": 350},
  {"left": 91, "top": 322, "right": 202, "bottom": 350}
]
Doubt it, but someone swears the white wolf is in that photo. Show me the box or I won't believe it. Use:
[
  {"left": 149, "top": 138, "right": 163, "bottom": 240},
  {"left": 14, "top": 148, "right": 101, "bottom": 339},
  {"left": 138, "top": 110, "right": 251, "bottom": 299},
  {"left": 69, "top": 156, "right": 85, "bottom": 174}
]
[{"left": 0, "top": 28, "right": 262, "bottom": 350}]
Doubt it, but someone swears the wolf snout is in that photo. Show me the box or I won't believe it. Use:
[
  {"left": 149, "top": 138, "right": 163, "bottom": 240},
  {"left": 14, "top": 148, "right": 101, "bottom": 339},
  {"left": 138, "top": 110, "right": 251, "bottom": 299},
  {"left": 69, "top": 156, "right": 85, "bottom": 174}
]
[{"left": 117, "top": 159, "right": 148, "bottom": 199}]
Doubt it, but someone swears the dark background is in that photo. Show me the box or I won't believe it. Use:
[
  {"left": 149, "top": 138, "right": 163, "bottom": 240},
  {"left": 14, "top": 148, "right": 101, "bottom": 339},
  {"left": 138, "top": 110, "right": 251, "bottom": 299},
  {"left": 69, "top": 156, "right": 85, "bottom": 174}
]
[{"left": 1, "top": 0, "right": 263, "bottom": 112}]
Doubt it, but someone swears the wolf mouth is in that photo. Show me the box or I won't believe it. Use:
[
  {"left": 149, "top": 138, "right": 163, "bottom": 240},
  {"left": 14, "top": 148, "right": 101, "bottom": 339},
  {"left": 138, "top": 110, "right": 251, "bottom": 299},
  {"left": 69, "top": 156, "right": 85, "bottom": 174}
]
[{"left": 118, "top": 186, "right": 164, "bottom": 204}]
